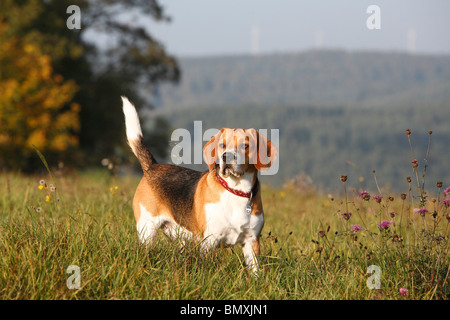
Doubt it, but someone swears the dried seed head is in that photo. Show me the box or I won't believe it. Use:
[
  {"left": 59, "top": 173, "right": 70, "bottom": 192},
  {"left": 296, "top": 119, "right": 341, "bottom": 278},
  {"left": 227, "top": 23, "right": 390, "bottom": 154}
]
[
  {"left": 389, "top": 196, "right": 394, "bottom": 202},
  {"left": 340, "top": 175, "right": 348, "bottom": 182},
  {"left": 392, "top": 234, "right": 403, "bottom": 243},
  {"left": 390, "top": 212, "right": 396, "bottom": 218},
  {"left": 318, "top": 230, "right": 325, "bottom": 238},
  {"left": 437, "top": 181, "right": 443, "bottom": 188},
  {"left": 428, "top": 130, "right": 432, "bottom": 135},
  {"left": 401, "top": 193, "right": 407, "bottom": 200},
  {"left": 405, "top": 129, "right": 411, "bottom": 136},
  {"left": 341, "top": 212, "right": 352, "bottom": 220},
  {"left": 39, "top": 180, "right": 46, "bottom": 186},
  {"left": 411, "top": 159, "right": 419, "bottom": 168},
  {"left": 406, "top": 177, "right": 412, "bottom": 183}
]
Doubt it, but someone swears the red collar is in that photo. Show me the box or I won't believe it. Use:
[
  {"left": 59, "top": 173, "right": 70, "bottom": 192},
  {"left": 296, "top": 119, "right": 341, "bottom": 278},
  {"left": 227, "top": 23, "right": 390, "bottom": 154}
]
[{"left": 216, "top": 174, "right": 259, "bottom": 198}]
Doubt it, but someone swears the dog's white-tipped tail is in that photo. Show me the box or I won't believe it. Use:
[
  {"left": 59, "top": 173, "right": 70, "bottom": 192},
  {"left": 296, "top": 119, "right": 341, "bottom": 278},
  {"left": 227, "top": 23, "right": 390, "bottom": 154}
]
[
  {"left": 122, "top": 96, "right": 143, "bottom": 144},
  {"left": 122, "top": 96, "right": 155, "bottom": 171}
]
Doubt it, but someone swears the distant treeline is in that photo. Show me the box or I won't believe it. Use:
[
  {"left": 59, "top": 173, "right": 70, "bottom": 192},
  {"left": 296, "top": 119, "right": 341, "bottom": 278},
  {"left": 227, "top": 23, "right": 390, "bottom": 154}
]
[
  {"left": 151, "top": 103, "right": 450, "bottom": 193},
  {"left": 155, "top": 50, "right": 450, "bottom": 110}
]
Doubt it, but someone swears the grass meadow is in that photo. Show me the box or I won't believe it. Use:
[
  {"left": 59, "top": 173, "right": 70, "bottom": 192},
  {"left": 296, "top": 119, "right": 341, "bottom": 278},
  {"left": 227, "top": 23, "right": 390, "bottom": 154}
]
[{"left": 0, "top": 134, "right": 449, "bottom": 300}]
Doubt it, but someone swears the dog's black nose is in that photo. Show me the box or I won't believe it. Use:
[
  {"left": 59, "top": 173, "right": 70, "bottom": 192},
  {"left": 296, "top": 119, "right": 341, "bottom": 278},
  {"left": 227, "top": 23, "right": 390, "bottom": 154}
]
[{"left": 222, "top": 152, "right": 236, "bottom": 163}]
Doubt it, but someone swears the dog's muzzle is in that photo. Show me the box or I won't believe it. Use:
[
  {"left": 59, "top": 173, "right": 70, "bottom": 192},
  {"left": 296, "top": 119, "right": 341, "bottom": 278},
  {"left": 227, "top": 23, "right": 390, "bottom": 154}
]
[
  {"left": 222, "top": 152, "right": 236, "bottom": 164},
  {"left": 220, "top": 151, "right": 243, "bottom": 177}
]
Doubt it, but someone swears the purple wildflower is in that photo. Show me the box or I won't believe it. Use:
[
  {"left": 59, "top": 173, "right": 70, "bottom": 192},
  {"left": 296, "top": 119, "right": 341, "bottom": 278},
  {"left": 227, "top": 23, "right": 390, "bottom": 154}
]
[
  {"left": 358, "top": 190, "right": 370, "bottom": 201},
  {"left": 444, "top": 186, "right": 450, "bottom": 196},
  {"left": 373, "top": 194, "right": 382, "bottom": 203},
  {"left": 413, "top": 208, "right": 429, "bottom": 216},
  {"left": 399, "top": 288, "right": 408, "bottom": 296},
  {"left": 443, "top": 199, "right": 450, "bottom": 208},
  {"left": 434, "top": 236, "right": 444, "bottom": 244},
  {"left": 377, "top": 220, "right": 394, "bottom": 230},
  {"left": 351, "top": 224, "right": 363, "bottom": 233}
]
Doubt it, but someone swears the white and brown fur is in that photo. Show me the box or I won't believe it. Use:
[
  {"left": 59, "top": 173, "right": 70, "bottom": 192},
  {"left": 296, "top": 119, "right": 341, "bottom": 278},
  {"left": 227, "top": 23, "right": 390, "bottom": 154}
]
[{"left": 122, "top": 97, "right": 277, "bottom": 276}]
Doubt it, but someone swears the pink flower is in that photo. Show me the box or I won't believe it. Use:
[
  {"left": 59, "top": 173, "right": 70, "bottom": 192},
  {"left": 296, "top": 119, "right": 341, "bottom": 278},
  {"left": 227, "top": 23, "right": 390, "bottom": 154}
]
[
  {"left": 358, "top": 190, "right": 370, "bottom": 201},
  {"left": 413, "top": 208, "right": 428, "bottom": 216},
  {"left": 377, "top": 220, "right": 394, "bottom": 229},
  {"left": 373, "top": 194, "right": 382, "bottom": 203},
  {"left": 443, "top": 199, "right": 450, "bottom": 208},
  {"left": 351, "top": 224, "right": 363, "bottom": 233},
  {"left": 444, "top": 186, "right": 450, "bottom": 196},
  {"left": 399, "top": 288, "right": 408, "bottom": 296}
]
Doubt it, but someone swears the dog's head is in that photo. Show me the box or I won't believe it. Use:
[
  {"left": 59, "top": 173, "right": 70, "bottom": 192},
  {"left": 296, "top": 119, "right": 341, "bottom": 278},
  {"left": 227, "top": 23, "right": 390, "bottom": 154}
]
[{"left": 203, "top": 128, "right": 277, "bottom": 178}]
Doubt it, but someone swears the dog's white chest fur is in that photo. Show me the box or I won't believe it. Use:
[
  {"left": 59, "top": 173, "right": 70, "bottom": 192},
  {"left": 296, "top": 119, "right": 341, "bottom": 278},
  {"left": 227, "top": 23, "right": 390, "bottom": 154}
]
[{"left": 203, "top": 192, "right": 264, "bottom": 248}]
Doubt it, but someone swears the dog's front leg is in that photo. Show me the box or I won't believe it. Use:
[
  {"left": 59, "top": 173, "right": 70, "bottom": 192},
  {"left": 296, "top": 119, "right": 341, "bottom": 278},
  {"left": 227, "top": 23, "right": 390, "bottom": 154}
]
[{"left": 242, "top": 239, "right": 260, "bottom": 278}]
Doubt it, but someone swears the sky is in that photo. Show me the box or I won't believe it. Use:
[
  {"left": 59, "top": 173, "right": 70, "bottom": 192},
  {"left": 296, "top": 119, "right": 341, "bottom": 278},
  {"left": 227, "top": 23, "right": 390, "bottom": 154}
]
[{"left": 138, "top": 0, "right": 450, "bottom": 57}]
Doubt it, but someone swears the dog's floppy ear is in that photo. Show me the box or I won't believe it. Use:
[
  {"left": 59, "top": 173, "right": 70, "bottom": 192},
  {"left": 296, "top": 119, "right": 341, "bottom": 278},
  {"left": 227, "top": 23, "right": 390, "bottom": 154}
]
[
  {"left": 248, "top": 129, "right": 278, "bottom": 172},
  {"left": 203, "top": 129, "right": 224, "bottom": 171}
]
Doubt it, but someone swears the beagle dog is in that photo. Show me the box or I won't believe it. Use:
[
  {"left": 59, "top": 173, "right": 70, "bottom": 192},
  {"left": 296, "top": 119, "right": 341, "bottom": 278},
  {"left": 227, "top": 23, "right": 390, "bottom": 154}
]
[{"left": 122, "top": 97, "right": 277, "bottom": 276}]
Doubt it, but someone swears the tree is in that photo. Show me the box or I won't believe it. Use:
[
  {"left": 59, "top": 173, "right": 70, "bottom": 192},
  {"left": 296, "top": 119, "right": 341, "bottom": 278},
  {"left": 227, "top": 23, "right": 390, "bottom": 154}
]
[
  {"left": 0, "top": 0, "right": 179, "bottom": 169},
  {"left": 0, "top": 17, "right": 80, "bottom": 169}
]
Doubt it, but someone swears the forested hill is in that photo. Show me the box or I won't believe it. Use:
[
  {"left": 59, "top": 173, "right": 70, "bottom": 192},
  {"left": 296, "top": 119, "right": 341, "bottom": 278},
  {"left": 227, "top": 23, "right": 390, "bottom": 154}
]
[
  {"left": 145, "top": 50, "right": 450, "bottom": 192},
  {"left": 154, "top": 50, "right": 450, "bottom": 110}
]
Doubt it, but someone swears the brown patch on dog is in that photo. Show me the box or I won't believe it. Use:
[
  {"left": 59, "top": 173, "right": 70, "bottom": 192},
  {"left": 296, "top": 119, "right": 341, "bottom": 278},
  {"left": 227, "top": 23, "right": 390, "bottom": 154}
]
[
  {"left": 133, "top": 176, "right": 171, "bottom": 223},
  {"left": 251, "top": 238, "right": 261, "bottom": 256},
  {"left": 249, "top": 183, "right": 264, "bottom": 217}
]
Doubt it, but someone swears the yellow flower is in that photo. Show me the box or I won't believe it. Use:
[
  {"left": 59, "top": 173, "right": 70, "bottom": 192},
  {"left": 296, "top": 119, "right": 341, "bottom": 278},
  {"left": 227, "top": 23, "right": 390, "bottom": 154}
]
[
  {"left": 46, "top": 195, "right": 51, "bottom": 202},
  {"left": 280, "top": 191, "right": 286, "bottom": 198},
  {"left": 110, "top": 186, "right": 119, "bottom": 195},
  {"left": 38, "top": 185, "right": 44, "bottom": 190}
]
